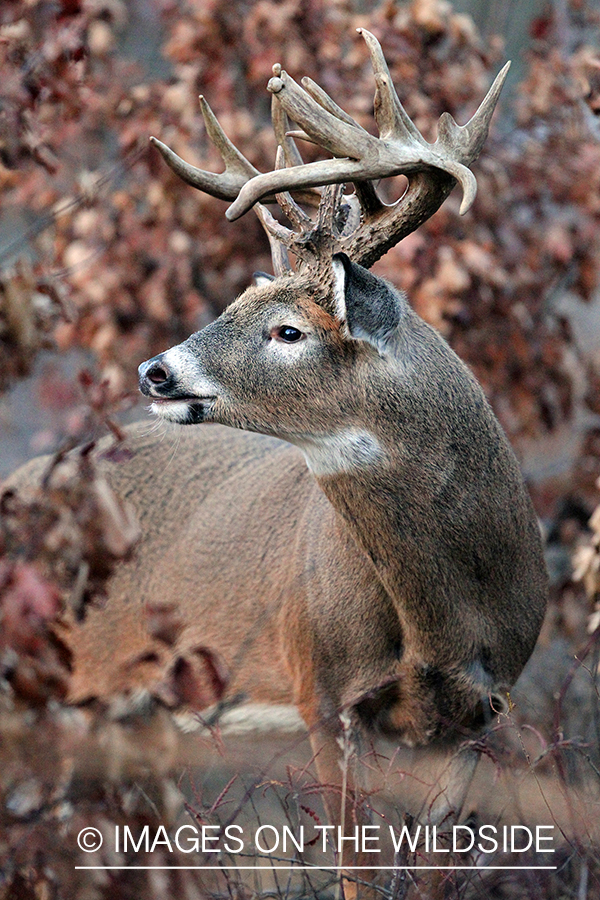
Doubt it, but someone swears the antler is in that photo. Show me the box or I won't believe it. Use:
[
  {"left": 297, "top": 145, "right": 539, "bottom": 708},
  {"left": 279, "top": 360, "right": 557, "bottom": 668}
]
[
  {"left": 150, "top": 95, "right": 260, "bottom": 201},
  {"left": 151, "top": 29, "right": 509, "bottom": 275}
]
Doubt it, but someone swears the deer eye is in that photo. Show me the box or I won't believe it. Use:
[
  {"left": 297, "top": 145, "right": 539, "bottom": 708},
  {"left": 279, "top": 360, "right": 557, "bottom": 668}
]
[{"left": 273, "top": 325, "right": 305, "bottom": 343}]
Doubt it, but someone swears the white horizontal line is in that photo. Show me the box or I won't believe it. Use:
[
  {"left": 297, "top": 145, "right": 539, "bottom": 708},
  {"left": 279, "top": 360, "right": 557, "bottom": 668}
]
[{"left": 75, "top": 865, "right": 558, "bottom": 871}]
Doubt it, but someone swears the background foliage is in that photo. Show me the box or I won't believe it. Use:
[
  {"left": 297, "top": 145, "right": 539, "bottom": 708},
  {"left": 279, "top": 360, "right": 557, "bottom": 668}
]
[{"left": 1, "top": 0, "right": 600, "bottom": 897}]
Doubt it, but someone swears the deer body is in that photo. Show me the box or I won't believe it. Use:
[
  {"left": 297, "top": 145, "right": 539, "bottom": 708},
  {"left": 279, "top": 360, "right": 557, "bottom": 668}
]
[
  {"left": 128, "top": 260, "right": 546, "bottom": 740},
  {"left": 66, "top": 426, "right": 306, "bottom": 704},
  {"left": 45, "top": 257, "right": 548, "bottom": 900},
  {"left": 62, "top": 256, "right": 546, "bottom": 782}
]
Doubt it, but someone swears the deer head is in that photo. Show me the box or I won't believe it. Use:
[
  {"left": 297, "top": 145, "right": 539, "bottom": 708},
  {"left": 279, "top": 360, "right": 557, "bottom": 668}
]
[{"left": 140, "top": 29, "right": 509, "bottom": 457}]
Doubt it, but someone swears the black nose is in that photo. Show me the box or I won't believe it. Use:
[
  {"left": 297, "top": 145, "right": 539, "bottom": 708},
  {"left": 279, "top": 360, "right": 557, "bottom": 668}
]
[
  {"left": 138, "top": 355, "right": 173, "bottom": 396},
  {"left": 146, "top": 362, "right": 169, "bottom": 384}
]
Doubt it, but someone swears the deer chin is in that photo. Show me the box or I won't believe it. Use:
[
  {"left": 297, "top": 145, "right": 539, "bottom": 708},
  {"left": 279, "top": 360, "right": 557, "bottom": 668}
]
[{"left": 150, "top": 397, "right": 215, "bottom": 424}]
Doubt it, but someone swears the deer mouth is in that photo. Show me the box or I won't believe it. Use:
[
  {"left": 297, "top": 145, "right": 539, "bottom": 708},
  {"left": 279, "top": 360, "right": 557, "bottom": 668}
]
[
  {"left": 150, "top": 396, "right": 216, "bottom": 425},
  {"left": 151, "top": 395, "right": 215, "bottom": 404}
]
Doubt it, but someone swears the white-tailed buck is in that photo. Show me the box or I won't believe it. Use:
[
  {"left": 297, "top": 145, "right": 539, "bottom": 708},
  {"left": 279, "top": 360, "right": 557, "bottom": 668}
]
[{"left": 11, "top": 29, "right": 548, "bottom": 897}]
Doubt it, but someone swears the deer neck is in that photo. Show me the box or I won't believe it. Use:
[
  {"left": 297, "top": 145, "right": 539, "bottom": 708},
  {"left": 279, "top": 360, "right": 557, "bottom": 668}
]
[
  {"left": 298, "top": 432, "right": 402, "bottom": 578},
  {"left": 303, "top": 425, "right": 459, "bottom": 628},
  {"left": 315, "top": 465, "right": 412, "bottom": 595}
]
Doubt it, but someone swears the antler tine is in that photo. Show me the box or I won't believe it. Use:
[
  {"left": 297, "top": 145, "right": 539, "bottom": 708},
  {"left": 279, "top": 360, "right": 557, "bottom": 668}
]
[
  {"left": 435, "top": 61, "right": 511, "bottom": 163},
  {"left": 199, "top": 95, "right": 259, "bottom": 178},
  {"left": 226, "top": 157, "right": 370, "bottom": 221},
  {"left": 353, "top": 181, "right": 385, "bottom": 216},
  {"left": 316, "top": 182, "right": 345, "bottom": 242},
  {"left": 357, "top": 27, "right": 424, "bottom": 145},
  {"left": 149, "top": 95, "right": 259, "bottom": 201},
  {"left": 270, "top": 69, "right": 327, "bottom": 215},
  {"left": 283, "top": 76, "right": 364, "bottom": 149},
  {"left": 273, "top": 147, "right": 314, "bottom": 231},
  {"left": 266, "top": 67, "right": 372, "bottom": 160},
  {"left": 300, "top": 76, "right": 366, "bottom": 130},
  {"left": 337, "top": 192, "right": 363, "bottom": 237},
  {"left": 254, "top": 203, "right": 293, "bottom": 276},
  {"left": 294, "top": 75, "right": 381, "bottom": 231},
  {"left": 271, "top": 68, "right": 305, "bottom": 169}
]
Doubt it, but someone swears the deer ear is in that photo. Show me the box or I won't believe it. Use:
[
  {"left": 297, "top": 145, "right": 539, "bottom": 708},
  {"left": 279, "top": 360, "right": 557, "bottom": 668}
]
[
  {"left": 332, "top": 253, "right": 405, "bottom": 353},
  {"left": 253, "top": 271, "right": 275, "bottom": 287}
]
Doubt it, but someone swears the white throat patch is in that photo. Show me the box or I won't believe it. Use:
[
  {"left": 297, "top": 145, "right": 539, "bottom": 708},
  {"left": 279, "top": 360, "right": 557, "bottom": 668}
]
[{"left": 298, "top": 428, "right": 385, "bottom": 477}]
